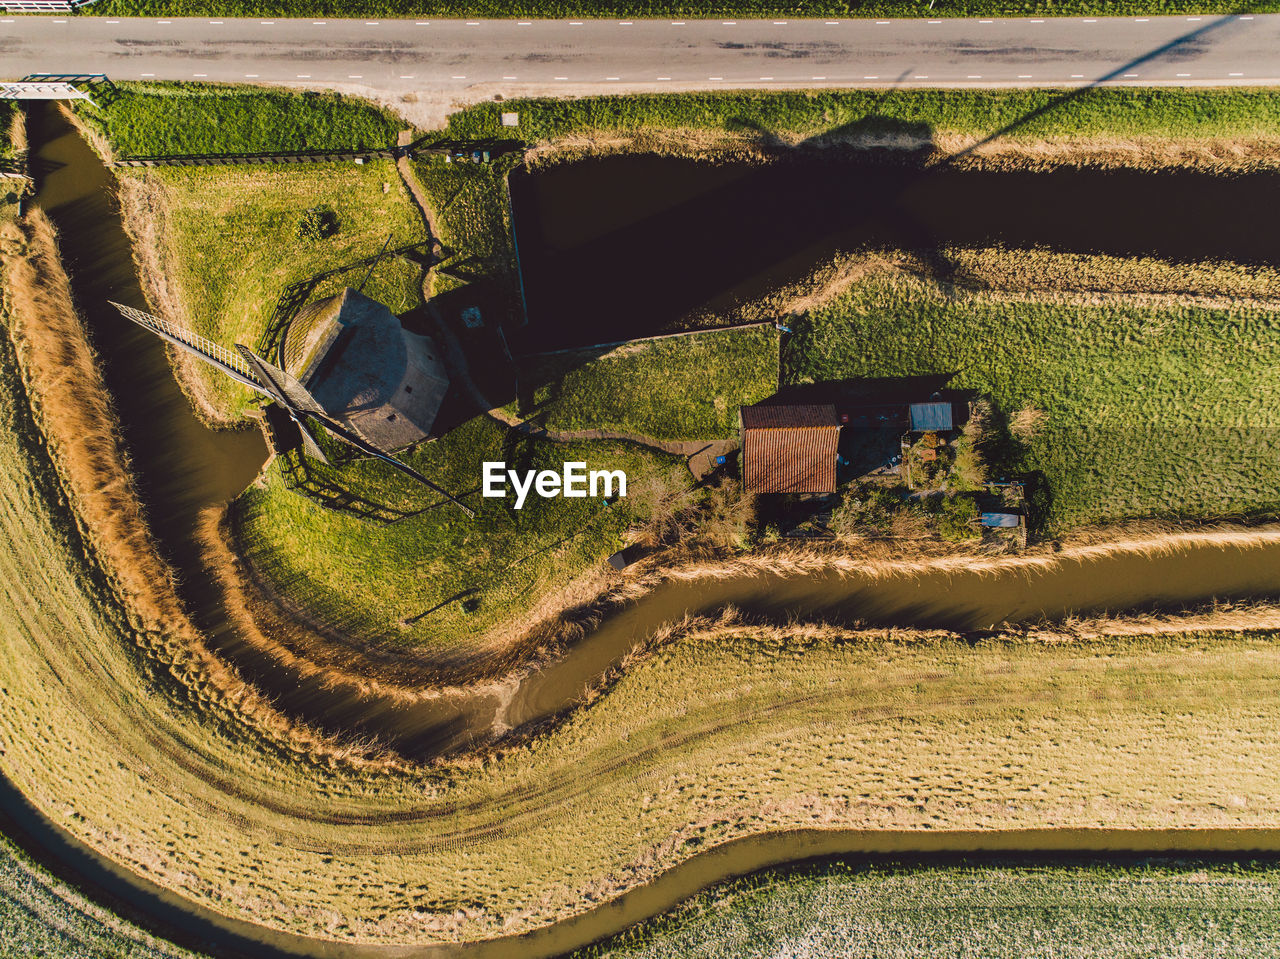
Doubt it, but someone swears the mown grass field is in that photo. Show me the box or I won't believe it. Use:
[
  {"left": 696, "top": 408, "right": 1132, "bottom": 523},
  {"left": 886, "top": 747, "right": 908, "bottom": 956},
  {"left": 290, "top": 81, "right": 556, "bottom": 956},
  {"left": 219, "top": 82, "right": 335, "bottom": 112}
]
[
  {"left": 0, "top": 830, "right": 200, "bottom": 959},
  {"left": 784, "top": 274, "right": 1280, "bottom": 530},
  {"left": 514, "top": 325, "right": 779, "bottom": 441},
  {"left": 123, "top": 162, "right": 428, "bottom": 419},
  {"left": 578, "top": 859, "right": 1280, "bottom": 959},
  {"left": 75, "top": 83, "right": 404, "bottom": 158},
  {"left": 86, "top": 0, "right": 1280, "bottom": 20},
  {"left": 236, "top": 414, "right": 688, "bottom": 648},
  {"left": 448, "top": 87, "right": 1280, "bottom": 148}
]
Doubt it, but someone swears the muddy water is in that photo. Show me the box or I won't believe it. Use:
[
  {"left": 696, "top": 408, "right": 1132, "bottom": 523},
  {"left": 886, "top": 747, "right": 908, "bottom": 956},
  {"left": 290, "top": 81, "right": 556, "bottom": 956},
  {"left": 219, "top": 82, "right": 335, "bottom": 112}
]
[{"left": 510, "top": 155, "right": 1280, "bottom": 351}]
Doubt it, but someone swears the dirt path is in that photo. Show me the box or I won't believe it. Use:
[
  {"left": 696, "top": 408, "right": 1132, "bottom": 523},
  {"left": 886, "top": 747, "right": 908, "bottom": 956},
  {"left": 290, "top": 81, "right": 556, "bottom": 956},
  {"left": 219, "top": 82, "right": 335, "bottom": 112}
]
[{"left": 391, "top": 148, "right": 735, "bottom": 478}]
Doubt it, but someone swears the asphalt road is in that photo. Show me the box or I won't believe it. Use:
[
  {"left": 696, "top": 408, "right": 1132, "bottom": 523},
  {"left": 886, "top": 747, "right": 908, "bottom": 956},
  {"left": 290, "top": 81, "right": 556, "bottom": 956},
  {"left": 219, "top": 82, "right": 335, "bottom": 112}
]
[{"left": 1, "top": 14, "right": 1278, "bottom": 96}]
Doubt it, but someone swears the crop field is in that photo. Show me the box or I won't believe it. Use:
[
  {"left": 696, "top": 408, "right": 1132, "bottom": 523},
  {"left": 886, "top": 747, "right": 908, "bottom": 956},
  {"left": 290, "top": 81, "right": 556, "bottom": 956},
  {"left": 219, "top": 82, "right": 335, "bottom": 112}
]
[
  {"left": 449, "top": 87, "right": 1280, "bottom": 157},
  {"left": 235, "top": 413, "right": 688, "bottom": 650},
  {"left": 87, "top": 0, "right": 1280, "bottom": 23},
  {"left": 75, "top": 83, "right": 404, "bottom": 158},
  {"left": 783, "top": 273, "right": 1280, "bottom": 530},
  {"left": 120, "top": 162, "right": 428, "bottom": 420},
  {"left": 578, "top": 858, "right": 1280, "bottom": 959},
  {"left": 513, "top": 324, "right": 779, "bottom": 441}
]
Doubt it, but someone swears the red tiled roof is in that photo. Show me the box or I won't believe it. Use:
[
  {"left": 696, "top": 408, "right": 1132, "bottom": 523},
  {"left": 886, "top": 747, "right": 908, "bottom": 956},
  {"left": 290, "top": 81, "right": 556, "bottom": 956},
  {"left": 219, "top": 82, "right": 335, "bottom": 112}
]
[{"left": 741, "top": 404, "right": 841, "bottom": 494}]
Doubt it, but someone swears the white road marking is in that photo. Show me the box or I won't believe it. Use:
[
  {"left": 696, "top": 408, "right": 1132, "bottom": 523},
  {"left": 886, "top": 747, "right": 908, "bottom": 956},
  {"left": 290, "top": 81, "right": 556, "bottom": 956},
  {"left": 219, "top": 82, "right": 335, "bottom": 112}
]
[
  {"left": 825, "top": 21, "right": 840, "bottom": 25},
  {"left": 1135, "top": 17, "right": 1149, "bottom": 21},
  {"left": 209, "top": 20, "right": 222, "bottom": 24},
  {"left": 1124, "top": 73, "right": 1138, "bottom": 77},
  {"left": 1177, "top": 72, "right": 1191, "bottom": 76},
  {"left": 876, "top": 20, "right": 890, "bottom": 24},
  {"left": 297, "top": 74, "right": 310, "bottom": 78},
  {"left": 503, "top": 75, "right": 517, "bottom": 79},
  {"left": 1018, "top": 74, "right": 1033, "bottom": 78},
  {"left": 1029, "top": 18, "right": 1044, "bottom": 22},
  {"left": 245, "top": 74, "right": 259, "bottom": 77},
  {"left": 657, "top": 76, "right": 671, "bottom": 80},
  {"left": 710, "top": 76, "right": 723, "bottom": 80},
  {"left": 349, "top": 74, "right": 362, "bottom": 78},
  {"left": 1071, "top": 74, "right": 1084, "bottom": 78},
  {"left": 967, "top": 75, "right": 982, "bottom": 78},
  {"left": 672, "top": 21, "right": 685, "bottom": 25},
  {"left": 1240, "top": 15, "right": 1255, "bottom": 19},
  {"left": 570, "top": 21, "right": 583, "bottom": 25},
  {"left": 863, "top": 75, "right": 879, "bottom": 79},
  {"left": 812, "top": 76, "right": 826, "bottom": 80},
  {"left": 260, "top": 20, "right": 274, "bottom": 24},
  {"left": 141, "top": 72, "right": 154, "bottom": 76},
  {"left": 979, "top": 19, "right": 993, "bottom": 23},
  {"left": 312, "top": 21, "right": 326, "bottom": 25},
  {"left": 400, "top": 75, "right": 414, "bottom": 79},
  {"left": 52, "top": 18, "right": 65, "bottom": 21},
  {"left": 415, "top": 22, "right": 430, "bottom": 25},
  {"left": 555, "top": 75, "right": 568, "bottom": 80},
  {"left": 914, "top": 75, "right": 929, "bottom": 79},
  {"left": 156, "top": 20, "right": 170, "bottom": 24},
  {"left": 928, "top": 20, "right": 941, "bottom": 24},
  {"left": 723, "top": 21, "right": 736, "bottom": 25},
  {"left": 606, "top": 76, "right": 620, "bottom": 80},
  {"left": 774, "top": 21, "right": 788, "bottom": 25},
  {"left": 1083, "top": 18, "right": 1097, "bottom": 23},
  {"left": 518, "top": 21, "right": 531, "bottom": 25},
  {"left": 1187, "top": 16, "right": 1202, "bottom": 20},
  {"left": 1230, "top": 71, "right": 1244, "bottom": 76},
  {"left": 760, "top": 76, "right": 774, "bottom": 79},
  {"left": 466, "top": 21, "right": 479, "bottom": 25},
  {"left": 193, "top": 73, "right": 207, "bottom": 77},
  {"left": 452, "top": 75, "right": 467, "bottom": 79},
  {"left": 367, "top": 21, "right": 380, "bottom": 25},
  {"left": 620, "top": 21, "right": 633, "bottom": 25}
]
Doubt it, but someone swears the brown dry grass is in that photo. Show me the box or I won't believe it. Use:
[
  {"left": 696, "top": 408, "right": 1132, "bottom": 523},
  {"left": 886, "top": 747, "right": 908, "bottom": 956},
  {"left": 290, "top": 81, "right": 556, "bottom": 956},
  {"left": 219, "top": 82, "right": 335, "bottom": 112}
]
[{"left": 0, "top": 206, "right": 403, "bottom": 771}]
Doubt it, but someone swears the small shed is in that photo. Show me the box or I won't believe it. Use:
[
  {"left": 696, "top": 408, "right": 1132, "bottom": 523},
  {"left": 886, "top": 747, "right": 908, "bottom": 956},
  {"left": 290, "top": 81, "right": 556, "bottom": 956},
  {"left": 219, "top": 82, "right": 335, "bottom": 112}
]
[
  {"left": 909, "top": 401, "right": 954, "bottom": 433},
  {"left": 740, "top": 403, "right": 842, "bottom": 494},
  {"left": 282, "top": 287, "right": 449, "bottom": 451}
]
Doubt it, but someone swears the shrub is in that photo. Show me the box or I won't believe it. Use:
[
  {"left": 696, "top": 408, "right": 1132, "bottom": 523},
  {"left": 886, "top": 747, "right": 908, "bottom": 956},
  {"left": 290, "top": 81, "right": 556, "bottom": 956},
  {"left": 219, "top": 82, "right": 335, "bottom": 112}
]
[
  {"left": 830, "top": 485, "right": 898, "bottom": 537},
  {"left": 937, "top": 495, "right": 980, "bottom": 541},
  {"left": 298, "top": 206, "right": 339, "bottom": 241}
]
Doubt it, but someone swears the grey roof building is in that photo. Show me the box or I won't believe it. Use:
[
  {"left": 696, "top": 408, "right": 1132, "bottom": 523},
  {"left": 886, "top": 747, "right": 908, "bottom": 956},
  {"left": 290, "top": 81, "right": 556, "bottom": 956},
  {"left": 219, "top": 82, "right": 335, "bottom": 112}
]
[{"left": 281, "top": 287, "right": 449, "bottom": 451}]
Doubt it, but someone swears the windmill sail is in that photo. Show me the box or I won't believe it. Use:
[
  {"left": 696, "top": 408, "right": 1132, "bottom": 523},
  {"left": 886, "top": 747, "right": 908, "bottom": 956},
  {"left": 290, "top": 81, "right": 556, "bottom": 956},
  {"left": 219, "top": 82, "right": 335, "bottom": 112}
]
[{"left": 110, "top": 301, "right": 473, "bottom": 518}]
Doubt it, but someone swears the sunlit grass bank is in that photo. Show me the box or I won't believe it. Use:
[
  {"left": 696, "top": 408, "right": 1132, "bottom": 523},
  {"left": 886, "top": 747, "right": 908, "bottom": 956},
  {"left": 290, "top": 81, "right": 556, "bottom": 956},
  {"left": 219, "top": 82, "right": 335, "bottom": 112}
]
[{"left": 576, "top": 858, "right": 1280, "bottom": 959}]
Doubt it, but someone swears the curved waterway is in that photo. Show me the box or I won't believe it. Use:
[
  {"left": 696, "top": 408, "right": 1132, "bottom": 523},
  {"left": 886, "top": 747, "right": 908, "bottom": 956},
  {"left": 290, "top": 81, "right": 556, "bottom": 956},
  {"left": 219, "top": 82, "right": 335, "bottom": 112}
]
[
  {"left": 28, "top": 102, "right": 1280, "bottom": 759},
  {"left": 14, "top": 104, "right": 1280, "bottom": 958}
]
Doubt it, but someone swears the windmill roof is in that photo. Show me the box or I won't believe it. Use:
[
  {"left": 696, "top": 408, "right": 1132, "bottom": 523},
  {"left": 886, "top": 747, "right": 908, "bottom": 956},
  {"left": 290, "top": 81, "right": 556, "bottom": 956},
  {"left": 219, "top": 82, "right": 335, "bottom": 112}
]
[{"left": 281, "top": 288, "right": 449, "bottom": 450}]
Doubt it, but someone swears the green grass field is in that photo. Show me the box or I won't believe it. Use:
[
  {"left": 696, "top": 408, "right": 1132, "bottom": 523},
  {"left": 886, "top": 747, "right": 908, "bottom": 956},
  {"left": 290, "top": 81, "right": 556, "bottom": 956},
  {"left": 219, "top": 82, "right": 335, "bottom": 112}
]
[
  {"left": 784, "top": 275, "right": 1280, "bottom": 530},
  {"left": 514, "top": 325, "right": 780, "bottom": 441},
  {"left": 447, "top": 87, "right": 1280, "bottom": 148},
  {"left": 236, "top": 413, "right": 688, "bottom": 649},
  {"left": 577, "top": 859, "right": 1280, "bottom": 959},
  {"left": 76, "top": 83, "right": 405, "bottom": 158},
  {"left": 86, "top": 0, "right": 1280, "bottom": 21},
  {"left": 125, "top": 163, "right": 428, "bottom": 419}
]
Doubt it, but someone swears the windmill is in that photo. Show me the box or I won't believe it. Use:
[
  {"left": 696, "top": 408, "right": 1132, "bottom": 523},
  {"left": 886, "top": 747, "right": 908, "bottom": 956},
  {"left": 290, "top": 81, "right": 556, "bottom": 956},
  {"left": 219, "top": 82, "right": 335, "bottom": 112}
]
[{"left": 110, "top": 299, "right": 474, "bottom": 518}]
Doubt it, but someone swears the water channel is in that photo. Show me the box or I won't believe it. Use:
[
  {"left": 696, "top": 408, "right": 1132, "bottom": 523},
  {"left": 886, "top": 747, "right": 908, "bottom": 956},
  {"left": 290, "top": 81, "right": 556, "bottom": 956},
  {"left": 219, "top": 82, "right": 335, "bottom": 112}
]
[
  {"left": 14, "top": 105, "right": 1280, "bottom": 957},
  {"left": 510, "top": 154, "right": 1280, "bottom": 351}
]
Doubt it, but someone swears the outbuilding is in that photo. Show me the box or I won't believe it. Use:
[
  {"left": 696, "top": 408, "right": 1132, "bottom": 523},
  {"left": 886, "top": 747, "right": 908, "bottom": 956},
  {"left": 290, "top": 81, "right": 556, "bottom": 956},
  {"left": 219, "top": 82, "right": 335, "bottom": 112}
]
[{"left": 740, "top": 403, "right": 842, "bottom": 494}]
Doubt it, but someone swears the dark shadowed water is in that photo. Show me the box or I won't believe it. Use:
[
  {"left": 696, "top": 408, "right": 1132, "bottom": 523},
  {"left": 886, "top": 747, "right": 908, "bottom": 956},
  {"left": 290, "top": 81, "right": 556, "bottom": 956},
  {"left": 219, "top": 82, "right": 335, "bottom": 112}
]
[{"left": 509, "top": 154, "right": 1280, "bottom": 352}]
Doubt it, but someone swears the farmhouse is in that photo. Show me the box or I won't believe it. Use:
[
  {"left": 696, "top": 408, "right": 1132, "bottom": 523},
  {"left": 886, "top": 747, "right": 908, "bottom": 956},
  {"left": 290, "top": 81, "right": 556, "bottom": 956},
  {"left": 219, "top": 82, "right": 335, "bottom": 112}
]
[
  {"left": 282, "top": 287, "right": 450, "bottom": 451},
  {"left": 740, "top": 403, "right": 842, "bottom": 495}
]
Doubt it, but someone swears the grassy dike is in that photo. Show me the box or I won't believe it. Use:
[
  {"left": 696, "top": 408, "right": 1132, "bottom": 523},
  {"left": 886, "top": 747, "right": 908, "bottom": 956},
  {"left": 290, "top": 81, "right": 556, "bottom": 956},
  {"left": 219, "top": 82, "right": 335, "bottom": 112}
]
[{"left": 575, "top": 858, "right": 1280, "bottom": 959}]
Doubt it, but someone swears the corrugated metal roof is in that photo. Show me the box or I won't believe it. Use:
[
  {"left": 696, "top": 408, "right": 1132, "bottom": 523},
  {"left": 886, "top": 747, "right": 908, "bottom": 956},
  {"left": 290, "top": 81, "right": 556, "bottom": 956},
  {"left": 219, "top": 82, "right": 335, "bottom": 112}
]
[
  {"left": 740, "top": 403, "right": 838, "bottom": 430},
  {"left": 909, "top": 401, "right": 954, "bottom": 432},
  {"left": 741, "top": 404, "right": 841, "bottom": 494}
]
